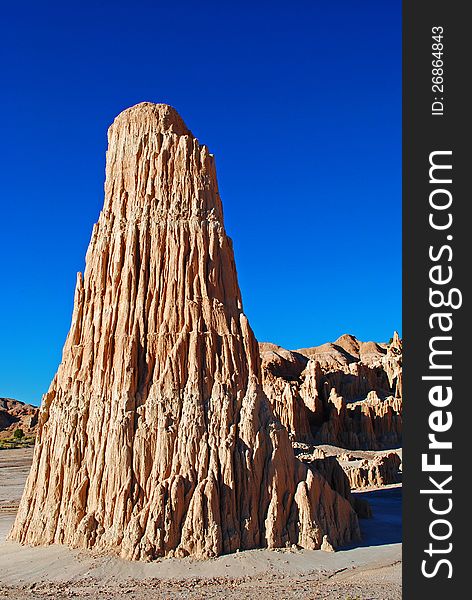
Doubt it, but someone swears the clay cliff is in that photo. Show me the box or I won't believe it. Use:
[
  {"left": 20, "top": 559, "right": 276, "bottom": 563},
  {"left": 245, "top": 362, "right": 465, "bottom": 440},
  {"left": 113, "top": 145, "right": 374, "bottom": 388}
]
[
  {"left": 260, "top": 333, "right": 402, "bottom": 450},
  {"left": 10, "top": 103, "right": 360, "bottom": 559}
]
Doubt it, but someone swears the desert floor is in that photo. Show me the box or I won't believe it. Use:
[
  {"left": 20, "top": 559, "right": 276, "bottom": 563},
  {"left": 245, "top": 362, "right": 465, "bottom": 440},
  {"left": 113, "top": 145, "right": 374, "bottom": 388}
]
[{"left": 0, "top": 448, "right": 401, "bottom": 599}]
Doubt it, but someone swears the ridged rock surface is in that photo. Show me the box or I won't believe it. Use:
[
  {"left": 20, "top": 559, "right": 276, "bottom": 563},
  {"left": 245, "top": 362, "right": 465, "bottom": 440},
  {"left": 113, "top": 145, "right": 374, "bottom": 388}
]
[{"left": 10, "top": 103, "right": 359, "bottom": 559}]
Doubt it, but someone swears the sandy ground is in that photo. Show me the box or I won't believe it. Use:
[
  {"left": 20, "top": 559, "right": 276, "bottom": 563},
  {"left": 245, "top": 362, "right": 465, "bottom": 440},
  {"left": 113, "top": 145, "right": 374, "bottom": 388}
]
[{"left": 0, "top": 448, "right": 401, "bottom": 599}]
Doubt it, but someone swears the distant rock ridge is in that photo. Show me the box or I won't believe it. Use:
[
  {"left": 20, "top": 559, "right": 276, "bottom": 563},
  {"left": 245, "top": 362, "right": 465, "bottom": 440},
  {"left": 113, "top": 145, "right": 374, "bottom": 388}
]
[
  {"left": 11, "top": 103, "right": 359, "bottom": 560},
  {"left": 0, "top": 398, "right": 38, "bottom": 439}
]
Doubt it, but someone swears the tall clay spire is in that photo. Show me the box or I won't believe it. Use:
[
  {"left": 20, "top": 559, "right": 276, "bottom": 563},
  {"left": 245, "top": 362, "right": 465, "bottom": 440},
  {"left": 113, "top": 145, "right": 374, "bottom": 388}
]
[{"left": 11, "top": 103, "right": 359, "bottom": 559}]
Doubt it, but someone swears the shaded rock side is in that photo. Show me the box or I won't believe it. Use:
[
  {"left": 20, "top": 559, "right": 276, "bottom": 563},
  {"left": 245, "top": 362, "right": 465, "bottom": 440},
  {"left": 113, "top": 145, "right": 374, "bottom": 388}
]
[{"left": 10, "top": 103, "right": 359, "bottom": 559}]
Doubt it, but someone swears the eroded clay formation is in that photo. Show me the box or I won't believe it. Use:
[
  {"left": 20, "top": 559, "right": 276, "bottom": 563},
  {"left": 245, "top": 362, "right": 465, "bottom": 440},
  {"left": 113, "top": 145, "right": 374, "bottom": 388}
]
[
  {"left": 261, "top": 333, "right": 402, "bottom": 450},
  {"left": 11, "top": 103, "right": 360, "bottom": 559}
]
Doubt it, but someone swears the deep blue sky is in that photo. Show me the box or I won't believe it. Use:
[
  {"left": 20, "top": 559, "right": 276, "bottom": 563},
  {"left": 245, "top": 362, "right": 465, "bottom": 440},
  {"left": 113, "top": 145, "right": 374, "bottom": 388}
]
[{"left": 0, "top": 1, "right": 401, "bottom": 406}]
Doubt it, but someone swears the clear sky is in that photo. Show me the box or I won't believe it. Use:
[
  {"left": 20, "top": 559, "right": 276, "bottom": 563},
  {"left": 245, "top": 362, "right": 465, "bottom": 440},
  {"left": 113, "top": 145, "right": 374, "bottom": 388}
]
[{"left": 0, "top": 1, "right": 401, "bottom": 406}]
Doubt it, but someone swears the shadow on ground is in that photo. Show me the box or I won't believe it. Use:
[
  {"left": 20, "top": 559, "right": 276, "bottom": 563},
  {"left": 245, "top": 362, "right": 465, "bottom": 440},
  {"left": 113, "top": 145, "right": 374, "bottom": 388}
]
[{"left": 343, "top": 486, "right": 402, "bottom": 549}]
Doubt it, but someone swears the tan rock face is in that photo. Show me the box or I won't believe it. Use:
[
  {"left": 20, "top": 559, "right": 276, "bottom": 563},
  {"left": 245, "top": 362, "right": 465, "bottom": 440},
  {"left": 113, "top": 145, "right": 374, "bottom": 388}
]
[{"left": 10, "top": 103, "right": 359, "bottom": 559}]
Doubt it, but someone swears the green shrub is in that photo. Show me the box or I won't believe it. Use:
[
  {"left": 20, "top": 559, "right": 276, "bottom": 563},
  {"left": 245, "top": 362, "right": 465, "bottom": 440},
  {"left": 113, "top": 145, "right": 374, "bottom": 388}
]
[{"left": 13, "top": 428, "right": 25, "bottom": 439}]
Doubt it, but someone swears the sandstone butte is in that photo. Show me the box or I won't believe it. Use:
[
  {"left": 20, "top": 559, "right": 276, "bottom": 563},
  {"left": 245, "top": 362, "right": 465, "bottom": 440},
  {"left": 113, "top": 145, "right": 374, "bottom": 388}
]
[{"left": 10, "top": 102, "right": 360, "bottom": 560}]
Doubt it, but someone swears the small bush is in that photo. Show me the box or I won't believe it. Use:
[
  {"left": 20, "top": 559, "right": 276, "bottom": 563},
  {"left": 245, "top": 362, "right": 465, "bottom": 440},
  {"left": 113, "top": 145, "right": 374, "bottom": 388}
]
[{"left": 13, "top": 428, "right": 25, "bottom": 439}]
